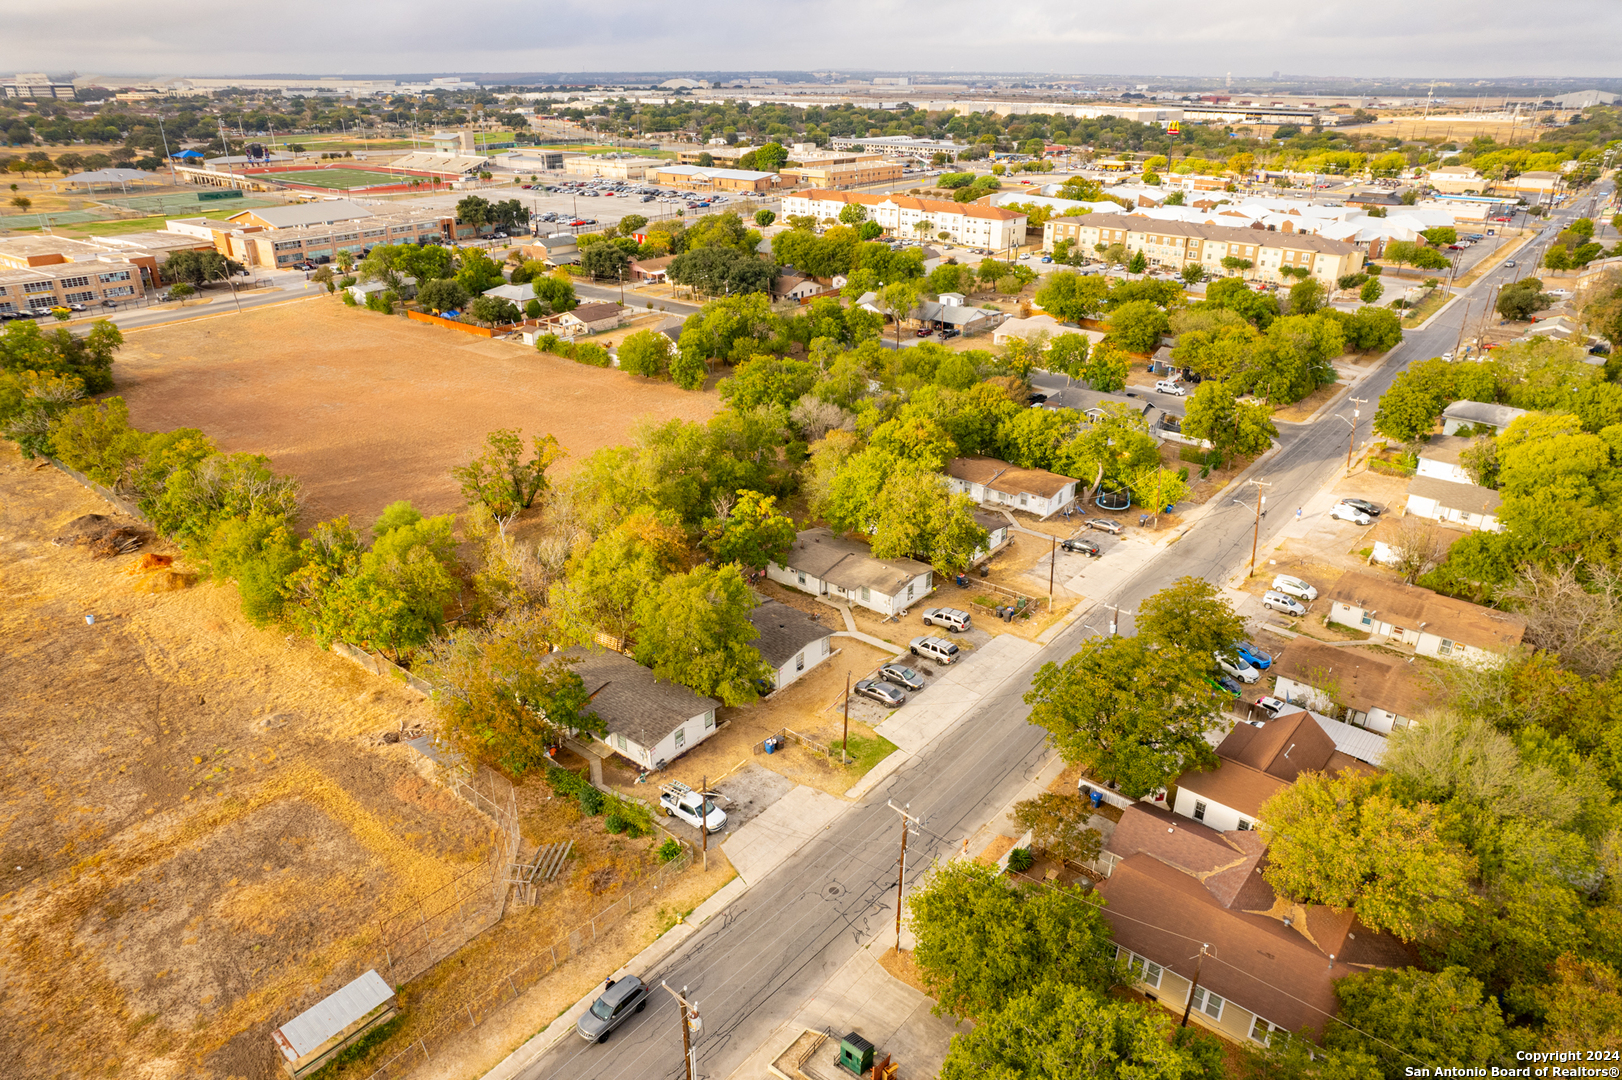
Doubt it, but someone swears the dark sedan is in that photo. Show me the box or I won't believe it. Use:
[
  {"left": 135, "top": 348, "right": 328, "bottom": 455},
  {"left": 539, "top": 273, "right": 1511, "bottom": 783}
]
[
  {"left": 1339, "top": 497, "right": 1383, "bottom": 517},
  {"left": 1061, "top": 537, "right": 1101, "bottom": 557},
  {"left": 577, "top": 976, "right": 648, "bottom": 1043},
  {"left": 854, "top": 678, "right": 906, "bottom": 707},
  {"left": 879, "top": 664, "right": 926, "bottom": 691}
]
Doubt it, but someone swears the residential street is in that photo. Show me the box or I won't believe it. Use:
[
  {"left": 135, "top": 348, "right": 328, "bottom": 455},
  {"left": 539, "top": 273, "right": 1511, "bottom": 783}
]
[{"left": 508, "top": 186, "right": 1607, "bottom": 1080}]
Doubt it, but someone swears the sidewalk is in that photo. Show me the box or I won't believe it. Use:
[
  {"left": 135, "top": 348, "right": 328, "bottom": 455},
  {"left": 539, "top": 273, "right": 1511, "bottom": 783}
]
[{"left": 873, "top": 634, "right": 1040, "bottom": 755}]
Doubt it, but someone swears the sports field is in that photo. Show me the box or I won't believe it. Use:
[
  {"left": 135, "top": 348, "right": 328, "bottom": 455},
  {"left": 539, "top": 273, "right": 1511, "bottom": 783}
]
[{"left": 269, "top": 167, "right": 418, "bottom": 190}]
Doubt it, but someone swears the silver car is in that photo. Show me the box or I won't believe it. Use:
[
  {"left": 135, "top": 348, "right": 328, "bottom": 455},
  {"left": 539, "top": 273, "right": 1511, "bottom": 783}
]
[
  {"left": 921, "top": 607, "right": 972, "bottom": 632},
  {"left": 1262, "top": 590, "right": 1307, "bottom": 616},
  {"left": 577, "top": 976, "right": 648, "bottom": 1043}
]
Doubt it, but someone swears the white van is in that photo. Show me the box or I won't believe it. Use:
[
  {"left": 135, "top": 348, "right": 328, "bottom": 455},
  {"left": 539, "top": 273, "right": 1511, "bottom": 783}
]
[{"left": 909, "top": 636, "right": 961, "bottom": 665}]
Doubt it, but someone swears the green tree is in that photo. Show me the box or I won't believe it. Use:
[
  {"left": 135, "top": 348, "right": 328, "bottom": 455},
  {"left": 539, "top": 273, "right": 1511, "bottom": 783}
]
[
  {"left": 453, "top": 247, "right": 505, "bottom": 294},
  {"left": 718, "top": 355, "right": 817, "bottom": 411},
  {"left": 1372, "top": 357, "right": 1456, "bottom": 442},
  {"left": 1046, "top": 332, "right": 1091, "bottom": 379},
  {"left": 1260, "top": 771, "right": 1477, "bottom": 942},
  {"left": 1497, "top": 278, "right": 1549, "bottom": 321},
  {"left": 9, "top": 195, "right": 30, "bottom": 211},
  {"left": 1106, "top": 299, "right": 1170, "bottom": 353},
  {"left": 468, "top": 295, "right": 519, "bottom": 326},
  {"left": 455, "top": 194, "right": 493, "bottom": 227},
  {"left": 423, "top": 610, "right": 605, "bottom": 776},
  {"left": 1329, "top": 967, "right": 1528, "bottom": 1075},
  {"left": 1127, "top": 465, "right": 1189, "bottom": 517},
  {"left": 580, "top": 241, "right": 631, "bottom": 280},
  {"left": 1359, "top": 278, "right": 1384, "bottom": 305},
  {"left": 908, "top": 860, "right": 1118, "bottom": 1022},
  {"left": 1127, "top": 250, "right": 1148, "bottom": 275},
  {"left": 754, "top": 209, "right": 776, "bottom": 228},
  {"left": 703, "top": 490, "right": 796, "bottom": 570},
  {"left": 0, "top": 370, "right": 84, "bottom": 458},
  {"left": 632, "top": 563, "right": 770, "bottom": 705},
  {"left": 838, "top": 202, "right": 868, "bottom": 225},
  {"left": 162, "top": 248, "right": 243, "bottom": 287},
  {"left": 1035, "top": 270, "right": 1110, "bottom": 321},
  {"left": 1084, "top": 342, "right": 1129, "bottom": 392},
  {"left": 1010, "top": 792, "right": 1103, "bottom": 863},
  {"left": 1025, "top": 636, "right": 1220, "bottom": 796},
  {"left": 550, "top": 514, "right": 689, "bottom": 645},
  {"left": 939, "top": 982, "right": 1216, "bottom": 1080},
  {"left": 200, "top": 510, "right": 304, "bottom": 627},
  {"left": 451, "top": 429, "right": 566, "bottom": 518},
  {"left": 1181, "top": 379, "right": 1277, "bottom": 462},
  {"left": 417, "top": 277, "right": 469, "bottom": 313},
  {"left": 48, "top": 395, "right": 146, "bottom": 489},
  {"left": 617, "top": 328, "right": 673, "bottom": 379},
  {"left": 1288, "top": 277, "right": 1325, "bottom": 315},
  {"left": 878, "top": 279, "right": 921, "bottom": 347},
  {"left": 753, "top": 141, "right": 788, "bottom": 172},
  {"left": 1136, "top": 576, "right": 1246, "bottom": 662},
  {"left": 1420, "top": 226, "right": 1458, "bottom": 246}
]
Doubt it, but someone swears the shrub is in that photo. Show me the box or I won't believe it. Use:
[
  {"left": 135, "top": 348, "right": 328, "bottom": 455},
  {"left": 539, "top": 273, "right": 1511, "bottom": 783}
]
[
  {"left": 572, "top": 342, "right": 611, "bottom": 367},
  {"left": 544, "top": 766, "right": 605, "bottom": 815},
  {"left": 657, "top": 838, "right": 683, "bottom": 863},
  {"left": 1007, "top": 847, "right": 1035, "bottom": 872},
  {"left": 536, "top": 333, "right": 562, "bottom": 354},
  {"left": 341, "top": 291, "right": 358, "bottom": 307},
  {"left": 605, "top": 812, "right": 628, "bottom": 834}
]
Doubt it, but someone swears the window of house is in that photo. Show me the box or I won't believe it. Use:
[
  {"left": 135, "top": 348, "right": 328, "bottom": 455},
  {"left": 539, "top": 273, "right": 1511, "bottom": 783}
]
[
  {"left": 860, "top": 586, "right": 871, "bottom": 602},
  {"left": 674, "top": 727, "right": 686, "bottom": 749},
  {"left": 795, "top": 652, "right": 805, "bottom": 672},
  {"left": 1250, "top": 1016, "right": 1286, "bottom": 1045},
  {"left": 98, "top": 270, "right": 132, "bottom": 283},
  {"left": 907, "top": 582, "right": 915, "bottom": 600},
  {"left": 1391, "top": 714, "right": 1413, "bottom": 731},
  {"left": 1360, "top": 613, "right": 1373, "bottom": 626},
  {"left": 1124, "top": 952, "right": 1163, "bottom": 988},
  {"left": 1190, "top": 986, "right": 1224, "bottom": 1021},
  {"left": 1437, "top": 638, "right": 1456, "bottom": 656},
  {"left": 24, "top": 281, "right": 55, "bottom": 295},
  {"left": 1237, "top": 819, "right": 1251, "bottom": 831},
  {"left": 615, "top": 733, "right": 627, "bottom": 751},
  {"left": 65, "top": 291, "right": 95, "bottom": 304},
  {"left": 704, "top": 710, "right": 715, "bottom": 730},
  {"left": 102, "top": 286, "right": 134, "bottom": 297},
  {"left": 1193, "top": 800, "right": 1207, "bottom": 821},
  {"left": 61, "top": 276, "right": 90, "bottom": 289}
]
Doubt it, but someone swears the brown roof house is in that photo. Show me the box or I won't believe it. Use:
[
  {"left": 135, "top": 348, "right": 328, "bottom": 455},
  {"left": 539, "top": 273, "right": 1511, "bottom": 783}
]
[
  {"left": 564, "top": 646, "right": 721, "bottom": 769},
  {"left": 767, "top": 528, "right": 934, "bottom": 617},
  {"left": 946, "top": 455, "right": 1080, "bottom": 519},
  {"left": 1325, "top": 570, "right": 1525, "bottom": 667},
  {"left": 1098, "top": 801, "right": 1412, "bottom": 1047},
  {"left": 556, "top": 301, "right": 628, "bottom": 334},
  {"left": 1271, "top": 637, "right": 1433, "bottom": 736}
]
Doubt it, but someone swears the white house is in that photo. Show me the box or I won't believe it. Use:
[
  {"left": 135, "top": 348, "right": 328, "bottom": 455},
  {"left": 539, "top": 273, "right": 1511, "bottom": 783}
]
[
  {"left": 556, "top": 301, "right": 627, "bottom": 333},
  {"left": 1324, "top": 571, "right": 1525, "bottom": 667},
  {"left": 746, "top": 600, "right": 835, "bottom": 691},
  {"left": 1270, "top": 637, "right": 1429, "bottom": 736},
  {"left": 1414, "top": 436, "right": 1476, "bottom": 486},
  {"left": 992, "top": 313, "right": 1064, "bottom": 346},
  {"left": 971, "top": 509, "right": 1011, "bottom": 564},
  {"left": 769, "top": 528, "right": 935, "bottom": 617},
  {"left": 946, "top": 456, "right": 1080, "bottom": 519},
  {"left": 566, "top": 647, "right": 722, "bottom": 768},
  {"left": 1441, "top": 399, "right": 1528, "bottom": 436},
  {"left": 1404, "top": 475, "right": 1503, "bottom": 533}
]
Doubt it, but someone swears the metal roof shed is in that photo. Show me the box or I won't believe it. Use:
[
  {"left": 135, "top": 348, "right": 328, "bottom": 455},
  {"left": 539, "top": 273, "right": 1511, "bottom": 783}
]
[{"left": 272, "top": 970, "right": 397, "bottom": 1078}]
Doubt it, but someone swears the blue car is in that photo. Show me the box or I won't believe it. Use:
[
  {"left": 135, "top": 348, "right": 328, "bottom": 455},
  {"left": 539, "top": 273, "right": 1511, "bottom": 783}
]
[{"left": 1235, "top": 642, "right": 1272, "bottom": 671}]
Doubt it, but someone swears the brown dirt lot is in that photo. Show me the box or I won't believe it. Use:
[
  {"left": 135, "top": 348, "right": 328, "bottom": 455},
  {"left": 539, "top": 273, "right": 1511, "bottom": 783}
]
[
  {"left": 0, "top": 447, "right": 499, "bottom": 1080},
  {"left": 114, "top": 299, "right": 720, "bottom": 528}
]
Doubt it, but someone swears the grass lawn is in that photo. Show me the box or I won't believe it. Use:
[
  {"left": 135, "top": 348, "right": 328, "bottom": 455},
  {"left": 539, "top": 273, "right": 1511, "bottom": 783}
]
[
  {"left": 7, "top": 206, "right": 245, "bottom": 237},
  {"left": 1399, "top": 288, "right": 1450, "bottom": 328},
  {"left": 271, "top": 167, "right": 424, "bottom": 190},
  {"left": 535, "top": 143, "right": 675, "bottom": 158},
  {"left": 835, "top": 731, "right": 900, "bottom": 774}
]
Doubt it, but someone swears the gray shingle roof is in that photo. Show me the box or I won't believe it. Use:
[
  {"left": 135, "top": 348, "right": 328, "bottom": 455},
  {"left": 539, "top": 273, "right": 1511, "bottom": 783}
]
[
  {"left": 746, "top": 601, "right": 832, "bottom": 668},
  {"left": 561, "top": 646, "right": 719, "bottom": 748},
  {"left": 1440, "top": 400, "right": 1529, "bottom": 429},
  {"left": 781, "top": 528, "right": 932, "bottom": 596}
]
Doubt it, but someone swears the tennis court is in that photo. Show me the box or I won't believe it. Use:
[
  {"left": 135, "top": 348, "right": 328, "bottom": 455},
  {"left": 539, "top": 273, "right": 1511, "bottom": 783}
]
[{"left": 269, "top": 167, "right": 420, "bottom": 190}]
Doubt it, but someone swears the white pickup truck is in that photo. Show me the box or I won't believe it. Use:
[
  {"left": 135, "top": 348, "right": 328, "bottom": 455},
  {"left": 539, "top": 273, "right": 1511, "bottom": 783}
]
[{"left": 659, "top": 782, "right": 727, "bottom": 835}]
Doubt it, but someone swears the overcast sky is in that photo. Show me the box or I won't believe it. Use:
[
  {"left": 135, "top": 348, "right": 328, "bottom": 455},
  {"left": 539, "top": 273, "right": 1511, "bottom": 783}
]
[{"left": 6, "top": 0, "right": 1620, "bottom": 81}]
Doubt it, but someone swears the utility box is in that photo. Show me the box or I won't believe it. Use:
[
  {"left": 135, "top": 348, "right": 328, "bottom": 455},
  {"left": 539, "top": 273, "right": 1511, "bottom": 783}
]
[{"left": 839, "top": 1032, "right": 875, "bottom": 1075}]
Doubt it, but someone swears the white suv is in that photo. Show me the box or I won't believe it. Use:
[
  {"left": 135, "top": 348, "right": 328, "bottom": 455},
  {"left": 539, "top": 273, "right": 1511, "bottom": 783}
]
[
  {"left": 1271, "top": 574, "right": 1318, "bottom": 602},
  {"left": 910, "top": 636, "right": 961, "bottom": 665},
  {"left": 921, "top": 607, "right": 972, "bottom": 632},
  {"left": 1154, "top": 379, "right": 1186, "bottom": 396},
  {"left": 1329, "top": 502, "right": 1372, "bottom": 525},
  {"left": 1263, "top": 590, "right": 1308, "bottom": 616}
]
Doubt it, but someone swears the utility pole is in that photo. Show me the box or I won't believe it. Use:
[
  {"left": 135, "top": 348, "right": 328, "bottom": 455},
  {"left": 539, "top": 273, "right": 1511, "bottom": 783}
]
[
  {"left": 1048, "top": 534, "right": 1057, "bottom": 601},
  {"left": 842, "top": 672, "right": 851, "bottom": 765},
  {"left": 1453, "top": 300, "right": 1473, "bottom": 356},
  {"left": 1179, "top": 944, "right": 1213, "bottom": 1028},
  {"left": 1243, "top": 478, "right": 1271, "bottom": 576},
  {"left": 1344, "top": 397, "right": 1367, "bottom": 473},
  {"left": 661, "top": 982, "right": 702, "bottom": 1080},
  {"left": 886, "top": 801, "right": 921, "bottom": 949},
  {"left": 700, "top": 774, "right": 708, "bottom": 872}
]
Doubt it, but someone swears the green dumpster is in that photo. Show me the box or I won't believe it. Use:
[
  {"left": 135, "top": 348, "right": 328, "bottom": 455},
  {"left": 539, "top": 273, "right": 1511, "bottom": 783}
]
[{"left": 838, "top": 1032, "right": 875, "bottom": 1075}]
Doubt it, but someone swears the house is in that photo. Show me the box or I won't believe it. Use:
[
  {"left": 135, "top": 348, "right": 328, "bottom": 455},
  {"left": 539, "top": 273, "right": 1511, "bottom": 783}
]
[
  {"left": 630, "top": 255, "right": 674, "bottom": 284},
  {"left": 1172, "top": 709, "right": 1380, "bottom": 833},
  {"left": 346, "top": 277, "right": 417, "bottom": 302},
  {"left": 650, "top": 164, "right": 784, "bottom": 193},
  {"left": 482, "top": 282, "right": 537, "bottom": 305},
  {"left": 1441, "top": 399, "right": 1528, "bottom": 436},
  {"left": 1414, "top": 435, "right": 1477, "bottom": 485},
  {"left": 524, "top": 235, "right": 580, "bottom": 266},
  {"left": 771, "top": 274, "right": 823, "bottom": 302},
  {"left": 1404, "top": 474, "right": 1503, "bottom": 532},
  {"left": 913, "top": 298, "right": 996, "bottom": 334},
  {"left": 970, "top": 508, "right": 1012, "bottom": 564},
  {"left": 1507, "top": 171, "right": 1561, "bottom": 198},
  {"left": 768, "top": 528, "right": 934, "bottom": 617},
  {"left": 1042, "top": 211, "right": 1365, "bottom": 286},
  {"left": 556, "top": 302, "right": 627, "bottom": 333},
  {"left": 1426, "top": 165, "right": 1486, "bottom": 194},
  {"left": 1324, "top": 571, "right": 1526, "bottom": 666},
  {"left": 1269, "top": 637, "right": 1430, "bottom": 735},
  {"left": 946, "top": 456, "right": 1079, "bottom": 519},
  {"left": 1097, "top": 804, "right": 1411, "bottom": 1046},
  {"left": 565, "top": 646, "right": 721, "bottom": 768},
  {"left": 992, "top": 313, "right": 1063, "bottom": 346},
  {"left": 746, "top": 601, "right": 835, "bottom": 691}
]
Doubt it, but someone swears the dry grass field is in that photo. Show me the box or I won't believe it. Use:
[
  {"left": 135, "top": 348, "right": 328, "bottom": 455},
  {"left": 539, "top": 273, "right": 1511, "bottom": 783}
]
[{"left": 114, "top": 299, "right": 720, "bottom": 527}]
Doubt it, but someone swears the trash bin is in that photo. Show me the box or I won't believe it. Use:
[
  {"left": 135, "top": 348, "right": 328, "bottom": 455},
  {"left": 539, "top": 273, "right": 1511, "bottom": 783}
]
[
  {"left": 1090, "top": 790, "right": 1103, "bottom": 809},
  {"left": 764, "top": 737, "right": 777, "bottom": 754},
  {"left": 839, "top": 1032, "right": 875, "bottom": 1076}
]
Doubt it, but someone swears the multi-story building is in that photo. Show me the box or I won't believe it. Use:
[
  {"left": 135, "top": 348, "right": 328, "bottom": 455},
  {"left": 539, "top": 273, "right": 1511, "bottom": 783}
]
[
  {"left": 166, "top": 206, "right": 454, "bottom": 268},
  {"left": 779, "top": 153, "right": 902, "bottom": 190},
  {"left": 0, "top": 231, "right": 219, "bottom": 312},
  {"left": 779, "top": 190, "right": 1027, "bottom": 251},
  {"left": 561, "top": 155, "right": 652, "bottom": 180},
  {"left": 1042, "top": 211, "right": 1364, "bottom": 285},
  {"left": 650, "top": 164, "right": 783, "bottom": 193}
]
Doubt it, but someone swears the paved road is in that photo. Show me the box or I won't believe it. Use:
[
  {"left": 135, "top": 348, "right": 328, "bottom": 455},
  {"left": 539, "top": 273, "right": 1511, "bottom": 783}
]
[{"left": 512, "top": 185, "right": 1608, "bottom": 1080}]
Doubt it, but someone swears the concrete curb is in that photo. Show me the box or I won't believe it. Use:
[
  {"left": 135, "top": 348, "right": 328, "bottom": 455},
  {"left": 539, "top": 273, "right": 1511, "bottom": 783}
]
[{"left": 845, "top": 748, "right": 909, "bottom": 800}]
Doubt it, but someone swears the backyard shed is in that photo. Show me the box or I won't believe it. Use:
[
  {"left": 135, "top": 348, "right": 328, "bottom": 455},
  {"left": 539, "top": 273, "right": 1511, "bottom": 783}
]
[{"left": 271, "top": 970, "right": 397, "bottom": 1078}]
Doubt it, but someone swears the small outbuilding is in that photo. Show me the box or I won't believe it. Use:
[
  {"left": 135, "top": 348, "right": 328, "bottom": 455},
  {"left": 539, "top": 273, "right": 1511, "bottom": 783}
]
[{"left": 272, "top": 970, "right": 397, "bottom": 1078}]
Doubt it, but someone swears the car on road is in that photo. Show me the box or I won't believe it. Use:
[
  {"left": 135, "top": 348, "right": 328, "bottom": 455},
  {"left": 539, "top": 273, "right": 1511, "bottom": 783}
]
[
  {"left": 880, "top": 663, "right": 927, "bottom": 691},
  {"left": 854, "top": 678, "right": 906, "bottom": 708},
  {"left": 1504, "top": 260, "right": 1516, "bottom": 268},
  {"left": 921, "top": 607, "right": 972, "bottom": 632},
  {"left": 1085, "top": 517, "right": 1123, "bottom": 534},
  {"left": 1217, "top": 653, "right": 1261, "bottom": 684},
  {"left": 910, "top": 636, "right": 961, "bottom": 664},
  {"left": 1271, "top": 574, "right": 1318, "bottom": 601},
  {"left": 1440, "top": 351, "right": 1454, "bottom": 361},
  {"left": 577, "top": 976, "right": 649, "bottom": 1043},
  {"left": 1329, "top": 502, "right": 1372, "bottom": 525},
  {"left": 1262, "top": 590, "right": 1308, "bottom": 616},
  {"left": 659, "top": 781, "right": 726, "bottom": 834},
  {"left": 1235, "top": 642, "right": 1272, "bottom": 670},
  {"left": 1154, "top": 379, "right": 1187, "bottom": 396},
  {"left": 1254, "top": 695, "right": 1290, "bottom": 719},
  {"left": 1338, "top": 497, "right": 1382, "bottom": 517},
  {"left": 1062, "top": 536, "right": 1101, "bottom": 556}
]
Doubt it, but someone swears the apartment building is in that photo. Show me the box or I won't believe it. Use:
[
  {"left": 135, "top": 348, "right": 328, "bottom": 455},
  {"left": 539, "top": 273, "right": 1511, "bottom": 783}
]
[
  {"left": 1043, "top": 212, "right": 1364, "bottom": 285},
  {"left": 779, "top": 190, "right": 1027, "bottom": 251}
]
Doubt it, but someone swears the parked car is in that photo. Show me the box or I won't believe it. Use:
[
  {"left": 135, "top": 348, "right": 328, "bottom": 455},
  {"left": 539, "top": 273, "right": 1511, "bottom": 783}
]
[
  {"left": 921, "top": 607, "right": 973, "bottom": 632},
  {"left": 577, "top": 976, "right": 649, "bottom": 1043},
  {"left": 1234, "top": 642, "right": 1273, "bottom": 671},
  {"left": 1254, "top": 695, "right": 1290, "bottom": 718},
  {"left": 1061, "top": 536, "right": 1101, "bottom": 557},
  {"left": 1085, "top": 517, "right": 1123, "bottom": 535},
  {"left": 1338, "top": 497, "right": 1382, "bottom": 517},
  {"left": 1217, "top": 653, "right": 1261, "bottom": 684},
  {"left": 1329, "top": 502, "right": 1372, "bottom": 525},
  {"left": 1271, "top": 574, "right": 1318, "bottom": 601},
  {"left": 1028, "top": 392, "right": 1048, "bottom": 404},
  {"left": 1262, "top": 590, "right": 1308, "bottom": 616},
  {"left": 854, "top": 678, "right": 906, "bottom": 708},
  {"left": 879, "top": 663, "right": 927, "bottom": 691},
  {"left": 659, "top": 781, "right": 726, "bottom": 834},
  {"left": 1211, "top": 674, "right": 1242, "bottom": 697},
  {"left": 1154, "top": 379, "right": 1187, "bottom": 396},
  {"left": 909, "top": 636, "right": 961, "bottom": 665}
]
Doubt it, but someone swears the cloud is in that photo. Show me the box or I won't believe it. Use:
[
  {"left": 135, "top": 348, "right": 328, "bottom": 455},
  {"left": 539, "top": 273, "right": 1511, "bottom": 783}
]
[{"left": 5, "top": 0, "right": 1619, "bottom": 78}]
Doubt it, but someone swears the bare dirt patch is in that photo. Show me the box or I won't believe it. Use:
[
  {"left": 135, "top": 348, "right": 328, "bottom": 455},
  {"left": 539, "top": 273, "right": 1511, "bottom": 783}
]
[
  {"left": 0, "top": 447, "right": 496, "bottom": 1080},
  {"left": 1271, "top": 379, "right": 1347, "bottom": 424},
  {"left": 114, "top": 299, "right": 720, "bottom": 527}
]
